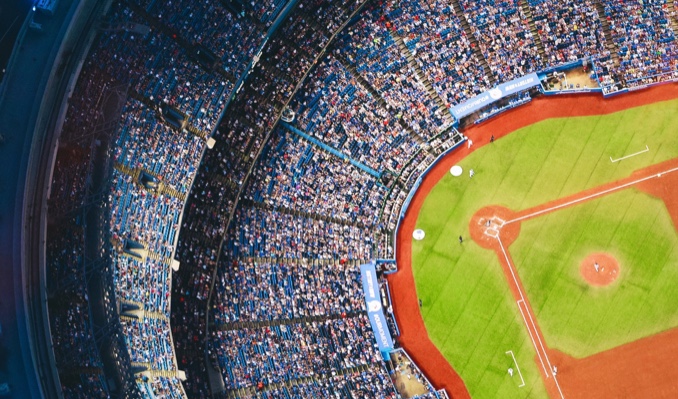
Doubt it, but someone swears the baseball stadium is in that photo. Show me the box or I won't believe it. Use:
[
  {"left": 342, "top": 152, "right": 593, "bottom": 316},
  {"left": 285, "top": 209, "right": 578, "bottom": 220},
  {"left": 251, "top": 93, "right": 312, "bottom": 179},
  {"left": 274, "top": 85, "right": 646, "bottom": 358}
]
[{"left": 0, "top": 0, "right": 676, "bottom": 398}]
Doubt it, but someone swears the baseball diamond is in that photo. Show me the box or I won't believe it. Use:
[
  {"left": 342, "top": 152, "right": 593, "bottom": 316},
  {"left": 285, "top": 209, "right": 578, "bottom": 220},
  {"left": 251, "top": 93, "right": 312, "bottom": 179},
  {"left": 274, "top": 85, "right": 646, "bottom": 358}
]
[{"left": 391, "top": 84, "right": 678, "bottom": 399}]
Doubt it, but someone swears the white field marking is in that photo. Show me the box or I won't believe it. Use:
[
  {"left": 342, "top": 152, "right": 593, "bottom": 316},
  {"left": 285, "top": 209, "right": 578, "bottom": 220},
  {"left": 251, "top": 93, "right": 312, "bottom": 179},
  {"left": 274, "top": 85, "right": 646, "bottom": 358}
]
[
  {"left": 516, "top": 300, "right": 549, "bottom": 378},
  {"left": 520, "top": 297, "right": 567, "bottom": 399},
  {"left": 506, "top": 165, "right": 678, "bottom": 225},
  {"left": 610, "top": 145, "right": 649, "bottom": 163},
  {"left": 506, "top": 350, "right": 526, "bottom": 387},
  {"left": 497, "top": 238, "right": 548, "bottom": 376},
  {"left": 499, "top": 237, "right": 566, "bottom": 398}
]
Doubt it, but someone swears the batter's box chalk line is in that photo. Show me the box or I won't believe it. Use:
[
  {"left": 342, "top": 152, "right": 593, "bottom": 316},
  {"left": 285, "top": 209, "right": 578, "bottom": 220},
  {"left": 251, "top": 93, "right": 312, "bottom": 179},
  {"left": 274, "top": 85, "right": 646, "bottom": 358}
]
[
  {"left": 610, "top": 145, "right": 649, "bottom": 163},
  {"left": 484, "top": 228, "right": 499, "bottom": 238}
]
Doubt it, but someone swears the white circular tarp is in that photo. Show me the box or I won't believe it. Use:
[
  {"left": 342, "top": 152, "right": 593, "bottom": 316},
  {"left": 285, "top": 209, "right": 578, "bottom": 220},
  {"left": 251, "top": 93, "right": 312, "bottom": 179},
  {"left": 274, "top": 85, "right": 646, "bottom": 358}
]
[
  {"left": 413, "top": 229, "right": 425, "bottom": 240},
  {"left": 450, "top": 165, "right": 463, "bottom": 176}
]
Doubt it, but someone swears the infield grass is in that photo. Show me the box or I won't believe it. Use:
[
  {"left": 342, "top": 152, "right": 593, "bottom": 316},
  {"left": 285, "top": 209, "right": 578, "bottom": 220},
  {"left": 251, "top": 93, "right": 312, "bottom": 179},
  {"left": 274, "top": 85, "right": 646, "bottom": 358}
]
[{"left": 412, "top": 98, "right": 678, "bottom": 398}]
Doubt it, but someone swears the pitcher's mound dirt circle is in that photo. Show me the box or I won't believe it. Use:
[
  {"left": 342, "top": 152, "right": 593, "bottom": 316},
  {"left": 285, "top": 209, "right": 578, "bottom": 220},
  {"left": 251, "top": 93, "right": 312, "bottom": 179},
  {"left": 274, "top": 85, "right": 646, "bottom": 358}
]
[{"left": 580, "top": 253, "right": 620, "bottom": 286}]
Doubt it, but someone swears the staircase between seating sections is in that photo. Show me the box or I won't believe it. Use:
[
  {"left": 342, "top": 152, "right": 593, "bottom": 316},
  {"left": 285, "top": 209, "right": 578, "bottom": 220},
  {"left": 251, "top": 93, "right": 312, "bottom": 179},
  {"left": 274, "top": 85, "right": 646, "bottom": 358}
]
[
  {"left": 592, "top": 0, "right": 622, "bottom": 68},
  {"left": 448, "top": 0, "right": 497, "bottom": 85},
  {"left": 519, "top": 0, "right": 547, "bottom": 61},
  {"left": 333, "top": 53, "right": 431, "bottom": 149}
]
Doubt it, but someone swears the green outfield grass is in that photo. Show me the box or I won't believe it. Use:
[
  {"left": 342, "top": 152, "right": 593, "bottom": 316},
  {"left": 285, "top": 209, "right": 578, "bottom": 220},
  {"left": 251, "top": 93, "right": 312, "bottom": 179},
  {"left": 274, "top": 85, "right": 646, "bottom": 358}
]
[
  {"left": 411, "top": 98, "right": 678, "bottom": 398},
  {"left": 511, "top": 188, "right": 678, "bottom": 359}
]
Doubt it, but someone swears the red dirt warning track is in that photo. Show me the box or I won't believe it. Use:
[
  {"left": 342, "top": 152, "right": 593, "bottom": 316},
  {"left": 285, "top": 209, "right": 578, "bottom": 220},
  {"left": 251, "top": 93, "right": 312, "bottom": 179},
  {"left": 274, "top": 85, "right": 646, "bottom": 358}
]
[{"left": 388, "top": 83, "right": 678, "bottom": 399}]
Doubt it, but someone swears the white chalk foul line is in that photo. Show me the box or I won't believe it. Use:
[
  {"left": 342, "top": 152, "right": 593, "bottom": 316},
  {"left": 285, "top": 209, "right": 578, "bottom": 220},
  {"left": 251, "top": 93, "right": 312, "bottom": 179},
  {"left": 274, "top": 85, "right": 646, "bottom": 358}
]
[
  {"left": 515, "top": 300, "right": 549, "bottom": 378},
  {"left": 498, "top": 237, "right": 566, "bottom": 397},
  {"left": 506, "top": 165, "right": 678, "bottom": 225},
  {"left": 506, "top": 350, "right": 526, "bottom": 387}
]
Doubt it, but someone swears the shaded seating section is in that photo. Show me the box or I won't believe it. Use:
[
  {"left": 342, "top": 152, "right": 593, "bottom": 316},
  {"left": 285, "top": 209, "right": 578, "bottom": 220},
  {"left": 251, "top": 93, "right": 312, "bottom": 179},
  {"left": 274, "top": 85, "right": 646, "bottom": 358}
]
[
  {"left": 213, "top": 258, "right": 364, "bottom": 323},
  {"left": 387, "top": 0, "right": 492, "bottom": 106},
  {"left": 94, "top": 3, "right": 231, "bottom": 131},
  {"left": 288, "top": 57, "right": 422, "bottom": 175},
  {"left": 243, "top": 127, "right": 388, "bottom": 226},
  {"left": 336, "top": 8, "right": 452, "bottom": 138},
  {"left": 130, "top": 0, "right": 268, "bottom": 78},
  {"left": 58, "top": 375, "right": 109, "bottom": 399},
  {"left": 528, "top": 0, "right": 608, "bottom": 65},
  {"left": 224, "top": 206, "right": 374, "bottom": 260},
  {"left": 603, "top": 0, "right": 678, "bottom": 88},
  {"left": 458, "top": 0, "right": 544, "bottom": 82},
  {"left": 49, "top": 1, "right": 240, "bottom": 396}
]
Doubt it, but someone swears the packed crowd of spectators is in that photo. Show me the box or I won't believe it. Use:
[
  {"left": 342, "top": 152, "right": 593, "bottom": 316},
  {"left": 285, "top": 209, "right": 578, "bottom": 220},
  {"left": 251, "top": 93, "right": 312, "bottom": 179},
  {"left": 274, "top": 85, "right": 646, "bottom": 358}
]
[
  {"left": 336, "top": 8, "right": 453, "bottom": 139},
  {"left": 49, "top": 0, "right": 250, "bottom": 395},
  {"left": 388, "top": 0, "right": 493, "bottom": 107},
  {"left": 243, "top": 127, "right": 389, "bottom": 225},
  {"left": 94, "top": 3, "right": 225, "bottom": 394},
  {"left": 213, "top": 258, "right": 364, "bottom": 324},
  {"left": 604, "top": 0, "right": 678, "bottom": 88},
  {"left": 529, "top": 0, "right": 608, "bottom": 65},
  {"left": 96, "top": 4, "right": 230, "bottom": 131},
  {"left": 226, "top": 368, "right": 398, "bottom": 398},
  {"left": 46, "top": 12, "right": 122, "bottom": 396},
  {"left": 209, "top": 315, "right": 396, "bottom": 393},
  {"left": 171, "top": 0, "right": 379, "bottom": 397},
  {"left": 290, "top": 57, "right": 423, "bottom": 175},
  {"left": 47, "top": 0, "right": 678, "bottom": 397},
  {"left": 130, "top": 0, "right": 268, "bottom": 78},
  {"left": 224, "top": 206, "right": 374, "bottom": 260},
  {"left": 459, "top": 0, "right": 544, "bottom": 82}
]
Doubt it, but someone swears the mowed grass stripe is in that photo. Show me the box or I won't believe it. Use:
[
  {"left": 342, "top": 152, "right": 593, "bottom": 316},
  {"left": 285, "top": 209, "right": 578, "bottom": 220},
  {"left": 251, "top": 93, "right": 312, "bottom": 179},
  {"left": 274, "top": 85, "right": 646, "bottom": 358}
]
[
  {"left": 412, "top": 98, "right": 678, "bottom": 398},
  {"left": 511, "top": 189, "right": 678, "bottom": 358}
]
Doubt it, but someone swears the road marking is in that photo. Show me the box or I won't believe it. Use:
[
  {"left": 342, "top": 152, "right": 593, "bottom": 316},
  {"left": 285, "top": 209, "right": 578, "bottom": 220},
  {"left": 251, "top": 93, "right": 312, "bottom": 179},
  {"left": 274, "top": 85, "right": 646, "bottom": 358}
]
[{"left": 506, "top": 350, "right": 526, "bottom": 387}]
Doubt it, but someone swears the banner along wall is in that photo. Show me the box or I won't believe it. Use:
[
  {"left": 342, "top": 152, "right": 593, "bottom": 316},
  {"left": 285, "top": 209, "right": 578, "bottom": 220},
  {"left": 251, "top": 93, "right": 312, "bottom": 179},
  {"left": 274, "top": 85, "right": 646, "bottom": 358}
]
[
  {"left": 451, "top": 72, "right": 541, "bottom": 120},
  {"left": 361, "top": 262, "right": 394, "bottom": 359}
]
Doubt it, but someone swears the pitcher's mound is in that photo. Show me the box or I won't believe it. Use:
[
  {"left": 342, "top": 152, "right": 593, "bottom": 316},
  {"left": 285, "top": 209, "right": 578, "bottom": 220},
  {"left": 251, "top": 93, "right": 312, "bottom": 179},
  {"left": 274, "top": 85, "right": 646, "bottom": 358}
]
[{"left": 580, "top": 253, "right": 620, "bottom": 286}]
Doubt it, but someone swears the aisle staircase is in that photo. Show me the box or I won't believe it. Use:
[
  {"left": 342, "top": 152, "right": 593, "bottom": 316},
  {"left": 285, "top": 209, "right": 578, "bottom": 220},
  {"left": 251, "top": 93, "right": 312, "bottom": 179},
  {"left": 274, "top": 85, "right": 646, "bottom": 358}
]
[
  {"left": 667, "top": 0, "right": 678, "bottom": 33},
  {"left": 389, "top": 32, "right": 448, "bottom": 114},
  {"left": 518, "top": 0, "right": 547, "bottom": 61},
  {"left": 448, "top": 0, "right": 496, "bottom": 85},
  {"left": 592, "top": 0, "right": 621, "bottom": 67},
  {"left": 333, "top": 53, "right": 429, "bottom": 147}
]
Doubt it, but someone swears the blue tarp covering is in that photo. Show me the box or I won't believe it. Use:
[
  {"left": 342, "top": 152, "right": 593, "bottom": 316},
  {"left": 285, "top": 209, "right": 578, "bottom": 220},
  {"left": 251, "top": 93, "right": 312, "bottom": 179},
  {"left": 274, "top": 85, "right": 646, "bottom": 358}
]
[
  {"left": 451, "top": 73, "right": 541, "bottom": 119},
  {"left": 360, "top": 262, "right": 394, "bottom": 359}
]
